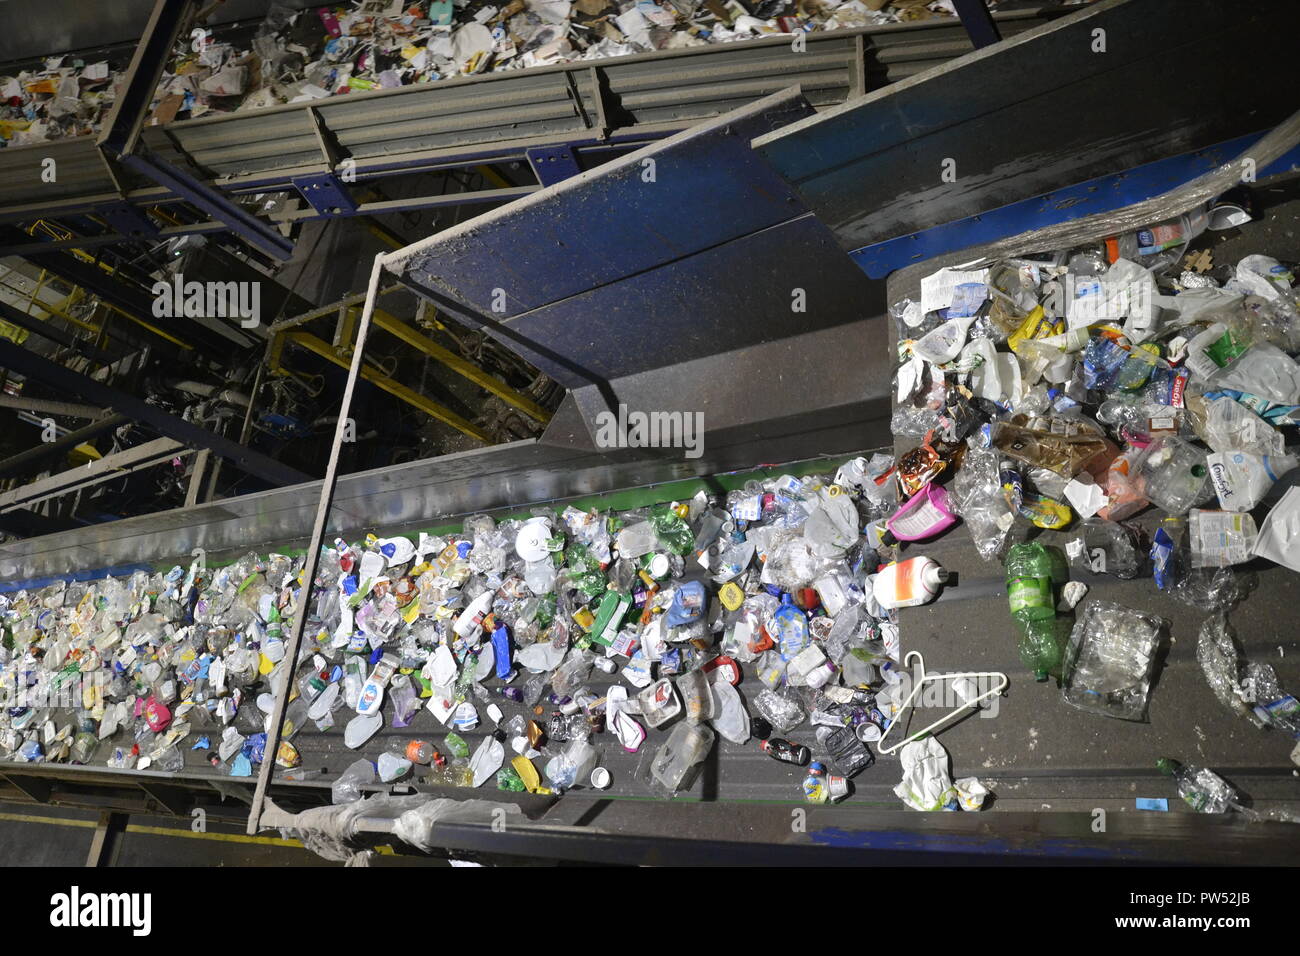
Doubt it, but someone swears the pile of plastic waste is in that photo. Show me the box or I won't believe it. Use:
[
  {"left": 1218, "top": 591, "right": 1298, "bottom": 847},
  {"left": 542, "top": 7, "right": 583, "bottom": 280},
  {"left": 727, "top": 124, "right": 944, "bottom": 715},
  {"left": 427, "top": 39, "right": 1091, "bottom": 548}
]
[
  {"left": 0, "top": 0, "right": 1082, "bottom": 147},
  {"left": 888, "top": 187, "right": 1300, "bottom": 749},
  {"left": 0, "top": 458, "right": 998, "bottom": 810}
]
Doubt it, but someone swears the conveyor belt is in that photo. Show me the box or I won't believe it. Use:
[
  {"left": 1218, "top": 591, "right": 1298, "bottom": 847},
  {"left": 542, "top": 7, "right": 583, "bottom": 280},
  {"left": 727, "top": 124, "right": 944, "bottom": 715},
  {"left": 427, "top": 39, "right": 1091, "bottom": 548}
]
[
  {"left": 0, "top": 11, "right": 1061, "bottom": 228},
  {"left": 881, "top": 215, "right": 1300, "bottom": 820}
]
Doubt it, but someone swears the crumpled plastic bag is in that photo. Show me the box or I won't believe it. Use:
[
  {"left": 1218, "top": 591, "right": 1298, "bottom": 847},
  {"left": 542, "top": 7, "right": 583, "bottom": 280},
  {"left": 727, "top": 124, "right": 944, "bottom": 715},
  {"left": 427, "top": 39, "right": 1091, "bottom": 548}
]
[
  {"left": 1208, "top": 344, "right": 1300, "bottom": 406},
  {"left": 1062, "top": 601, "right": 1166, "bottom": 722},
  {"left": 949, "top": 441, "right": 1013, "bottom": 560},
  {"left": 331, "top": 757, "right": 376, "bottom": 805},
  {"left": 1202, "top": 396, "right": 1285, "bottom": 456},
  {"left": 893, "top": 738, "right": 989, "bottom": 811},
  {"left": 752, "top": 686, "right": 805, "bottom": 734},
  {"left": 709, "top": 680, "right": 750, "bottom": 744},
  {"left": 469, "top": 734, "right": 505, "bottom": 787}
]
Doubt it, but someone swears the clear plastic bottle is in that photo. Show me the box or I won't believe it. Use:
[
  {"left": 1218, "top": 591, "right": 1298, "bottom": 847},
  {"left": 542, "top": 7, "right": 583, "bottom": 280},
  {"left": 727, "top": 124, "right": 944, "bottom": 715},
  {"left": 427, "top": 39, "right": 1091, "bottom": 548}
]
[
  {"left": 615, "top": 521, "right": 656, "bottom": 560},
  {"left": 386, "top": 735, "right": 435, "bottom": 765},
  {"left": 341, "top": 655, "right": 367, "bottom": 709},
  {"left": 1157, "top": 758, "right": 1236, "bottom": 813},
  {"left": 1139, "top": 435, "right": 1209, "bottom": 514}
]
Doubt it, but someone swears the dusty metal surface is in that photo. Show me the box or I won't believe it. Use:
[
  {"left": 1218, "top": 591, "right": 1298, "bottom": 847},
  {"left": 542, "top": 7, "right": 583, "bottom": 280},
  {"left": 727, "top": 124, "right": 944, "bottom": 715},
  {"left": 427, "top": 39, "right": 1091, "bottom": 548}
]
[
  {"left": 754, "top": 0, "right": 1300, "bottom": 255},
  {"left": 0, "top": 11, "right": 1061, "bottom": 221}
]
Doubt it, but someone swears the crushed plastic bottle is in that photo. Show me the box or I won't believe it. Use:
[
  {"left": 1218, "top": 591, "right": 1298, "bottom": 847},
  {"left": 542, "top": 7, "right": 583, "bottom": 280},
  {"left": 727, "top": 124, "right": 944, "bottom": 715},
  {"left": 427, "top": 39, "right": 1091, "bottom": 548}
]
[
  {"left": 1062, "top": 601, "right": 1166, "bottom": 721},
  {"left": 1157, "top": 758, "right": 1237, "bottom": 813}
]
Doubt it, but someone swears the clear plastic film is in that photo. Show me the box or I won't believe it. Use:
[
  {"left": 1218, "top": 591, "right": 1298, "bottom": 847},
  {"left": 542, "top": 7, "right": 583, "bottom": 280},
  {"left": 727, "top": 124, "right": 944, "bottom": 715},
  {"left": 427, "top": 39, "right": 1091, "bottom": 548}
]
[
  {"left": 949, "top": 441, "right": 1013, "bottom": 560},
  {"left": 1061, "top": 601, "right": 1167, "bottom": 722},
  {"left": 1197, "top": 612, "right": 1300, "bottom": 735}
]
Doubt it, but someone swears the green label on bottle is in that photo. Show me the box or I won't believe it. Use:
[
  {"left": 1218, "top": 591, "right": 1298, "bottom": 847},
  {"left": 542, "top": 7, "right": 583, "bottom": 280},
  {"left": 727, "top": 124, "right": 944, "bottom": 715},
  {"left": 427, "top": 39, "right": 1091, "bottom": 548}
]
[{"left": 1007, "top": 576, "right": 1051, "bottom": 614}]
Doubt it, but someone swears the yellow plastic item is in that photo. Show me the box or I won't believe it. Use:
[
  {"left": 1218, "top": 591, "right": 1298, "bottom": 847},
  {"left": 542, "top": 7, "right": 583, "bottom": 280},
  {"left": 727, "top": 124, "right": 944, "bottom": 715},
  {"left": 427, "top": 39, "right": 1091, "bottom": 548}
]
[
  {"left": 1020, "top": 492, "right": 1073, "bottom": 530},
  {"left": 67, "top": 443, "right": 103, "bottom": 466},
  {"left": 512, "top": 756, "right": 541, "bottom": 792},
  {"left": 276, "top": 741, "right": 301, "bottom": 769},
  {"left": 718, "top": 581, "right": 745, "bottom": 612},
  {"left": 401, "top": 600, "right": 421, "bottom": 625},
  {"left": 573, "top": 606, "right": 595, "bottom": 631},
  {"left": 1007, "top": 305, "right": 1063, "bottom": 355}
]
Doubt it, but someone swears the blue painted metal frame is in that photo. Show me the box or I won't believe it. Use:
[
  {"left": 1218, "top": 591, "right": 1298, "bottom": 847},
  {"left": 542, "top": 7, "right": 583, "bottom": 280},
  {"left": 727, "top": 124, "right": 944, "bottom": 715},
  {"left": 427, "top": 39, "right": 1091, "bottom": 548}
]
[
  {"left": 0, "top": 130, "right": 675, "bottom": 258},
  {"left": 92, "top": 201, "right": 159, "bottom": 240},
  {"left": 93, "top": 0, "right": 295, "bottom": 262},
  {"left": 118, "top": 150, "right": 295, "bottom": 262},
  {"left": 290, "top": 171, "right": 360, "bottom": 217},
  {"left": 525, "top": 145, "right": 584, "bottom": 187},
  {"left": 850, "top": 133, "right": 1300, "bottom": 278},
  {"left": 951, "top": 0, "right": 1001, "bottom": 49}
]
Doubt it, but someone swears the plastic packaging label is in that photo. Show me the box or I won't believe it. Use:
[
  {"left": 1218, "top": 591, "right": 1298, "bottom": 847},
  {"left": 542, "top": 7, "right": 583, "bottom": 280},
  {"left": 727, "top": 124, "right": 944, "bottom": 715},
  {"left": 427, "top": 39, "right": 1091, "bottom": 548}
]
[{"left": 1007, "top": 576, "right": 1050, "bottom": 615}]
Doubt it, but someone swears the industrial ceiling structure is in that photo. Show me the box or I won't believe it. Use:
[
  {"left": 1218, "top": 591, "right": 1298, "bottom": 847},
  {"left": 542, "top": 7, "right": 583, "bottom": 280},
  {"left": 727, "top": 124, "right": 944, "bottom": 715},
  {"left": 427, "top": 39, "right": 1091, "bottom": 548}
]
[{"left": 0, "top": 0, "right": 1062, "bottom": 542}]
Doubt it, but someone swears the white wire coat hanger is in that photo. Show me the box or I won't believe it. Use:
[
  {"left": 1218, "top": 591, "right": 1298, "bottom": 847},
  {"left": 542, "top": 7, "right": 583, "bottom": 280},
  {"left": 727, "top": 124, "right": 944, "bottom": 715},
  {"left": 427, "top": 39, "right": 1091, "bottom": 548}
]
[{"left": 876, "top": 651, "right": 1009, "bottom": 756}]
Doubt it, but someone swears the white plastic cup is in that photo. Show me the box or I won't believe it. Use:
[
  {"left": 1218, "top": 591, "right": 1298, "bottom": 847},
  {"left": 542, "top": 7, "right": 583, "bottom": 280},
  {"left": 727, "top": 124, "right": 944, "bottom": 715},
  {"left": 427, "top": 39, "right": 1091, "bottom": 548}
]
[
  {"left": 856, "top": 721, "right": 882, "bottom": 743},
  {"left": 590, "top": 767, "right": 611, "bottom": 789}
]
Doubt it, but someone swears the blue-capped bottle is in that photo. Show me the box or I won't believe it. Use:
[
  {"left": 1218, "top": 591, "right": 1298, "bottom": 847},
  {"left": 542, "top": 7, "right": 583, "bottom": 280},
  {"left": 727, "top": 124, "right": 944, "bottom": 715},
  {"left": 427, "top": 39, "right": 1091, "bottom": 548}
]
[{"left": 771, "top": 593, "right": 809, "bottom": 660}]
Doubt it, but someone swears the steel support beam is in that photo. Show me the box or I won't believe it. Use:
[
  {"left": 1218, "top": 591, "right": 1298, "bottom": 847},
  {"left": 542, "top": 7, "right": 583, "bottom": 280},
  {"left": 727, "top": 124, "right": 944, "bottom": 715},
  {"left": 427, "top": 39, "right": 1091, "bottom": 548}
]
[
  {"left": 95, "top": 0, "right": 293, "bottom": 261},
  {"left": 0, "top": 299, "right": 118, "bottom": 366},
  {"left": 0, "top": 414, "right": 129, "bottom": 479},
  {"left": 525, "top": 145, "right": 583, "bottom": 186},
  {"left": 95, "top": 0, "right": 200, "bottom": 158},
  {"left": 0, "top": 342, "right": 311, "bottom": 487},
  {"left": 0, "top": 395, "right": 107, "bottom": 420},
  {"left": 0, "top": 229, "right": 207, "bottom": 353},
  {"left": 119, "top": 151, "right": 295, "bottom": 261},
  {"left": 371, "top": 309, "right": 552, "bottom": 423},
  {"left": 246, "top": 255, "right": 387, "bottom": 836},
  {"left": 0, "top": 436, "right": 188, "bottom": 513},
  {"left": 283, "top": 330, "right": 492, "bottom": 443},
  {"left": 952, "top": 0, "right": 1001, "bottom": 49},
  {"left": 185, "top": 448, "right": 211, "bottom": 507}
]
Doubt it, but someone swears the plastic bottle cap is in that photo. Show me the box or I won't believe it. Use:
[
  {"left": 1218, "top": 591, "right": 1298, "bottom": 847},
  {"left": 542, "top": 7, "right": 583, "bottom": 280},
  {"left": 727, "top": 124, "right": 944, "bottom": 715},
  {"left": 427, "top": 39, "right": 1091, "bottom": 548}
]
[
  {"left": 648, "top": 553, "right": 670, "bottom": 579},
  {"left": 515, "top": 523, "right": 551, "bottom": 562},
  {"left": 590, "top": 767, "right": 611, "bottom": 789},
  {"left": 922, "top": 564, "right": 949, "bottom": 590}
]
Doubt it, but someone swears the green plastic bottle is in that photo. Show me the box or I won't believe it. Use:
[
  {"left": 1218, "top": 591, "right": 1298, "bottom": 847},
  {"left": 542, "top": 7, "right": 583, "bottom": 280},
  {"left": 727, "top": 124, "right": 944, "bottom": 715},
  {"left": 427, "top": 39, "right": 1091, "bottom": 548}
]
[
  {"left": 1005, "top": 543, "right": 1060, "bottom": 681},
  {"left": 1016, "top": 618, "right": 1065, "bottom": 683},
  {"left": 1005, "top": 543, "right": 1054, "bottom": 621}
]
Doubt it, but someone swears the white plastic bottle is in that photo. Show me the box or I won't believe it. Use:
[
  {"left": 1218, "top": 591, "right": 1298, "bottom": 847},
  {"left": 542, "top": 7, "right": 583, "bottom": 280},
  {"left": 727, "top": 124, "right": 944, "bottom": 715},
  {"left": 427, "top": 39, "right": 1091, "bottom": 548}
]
[
  {"left": 1206, "top": 451, "right": 1298, "bottom": 512},
  {"left": 872, "top": 557, "right": 949, "bottom": 609},
  {"left": 452, "top": 589, "right": 494, "bottom": 638}
]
